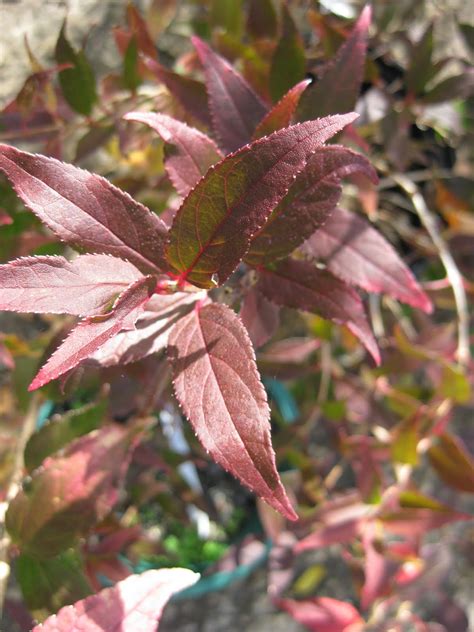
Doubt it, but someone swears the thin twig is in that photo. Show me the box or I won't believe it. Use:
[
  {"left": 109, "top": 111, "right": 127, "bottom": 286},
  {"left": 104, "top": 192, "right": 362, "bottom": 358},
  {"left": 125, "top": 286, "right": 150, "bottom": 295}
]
[
  {"left": 0, "top": 393, "right": 40, "bottom": 619},
  {"left": 393, "top": 174, "right": 470, "bottom": 366}
]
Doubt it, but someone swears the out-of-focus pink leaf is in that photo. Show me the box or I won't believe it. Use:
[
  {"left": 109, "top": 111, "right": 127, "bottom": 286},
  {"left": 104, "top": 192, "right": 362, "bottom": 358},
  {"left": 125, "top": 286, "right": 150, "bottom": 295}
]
[
  {"left": 246, "top": 145, "right": 377, "bottom": 265},
  {"left": 276, "top": 596, "right": 364, "bottom": 632},
  {"left": 0, "top": 254, "right": 143, "bottom": 316},
  {"left": 379, "top": 493, "right": 471, "bottom": 536},
  {"left": 0, "top": 210, "right": 13, "bottom": 226},
  {"left": 259, "top": 338, "right": 320, "bottom": 364},
  {"left": 192, "top": 36, "right": 268, "bottom": 152},
  {"left": 239, "top": 287, "right": 280, "bottom": 348},
  {"left": 6, "top": 424, "right": 141, "bottom": 557},
  {"left": 89, "top": 291, "right": 206, "bottom": 367},
  {"left": 32, "top": 567, "right": 199, "bottom": 632},
  {"left": 258, "top": 259, "right": 380, "bottom": 363},
  {"left": 303, "top": 207, "right": 432, "bottom": 312},
  {"left": 29, "top": 276, "right": 155, "bottom": 390},
  {"left": 143, "top": 57, "right": 211, "bottom": 127},
  {"left": 167, "top": 114, "right": 358, "bottom": 288},
  {"left": 427, "top": 433, "right": 474, "bottom": 493},
  {"left": 253, "top": 79, "right": 311, "bottom": 139},
  {"left": 0, "top": 340, "right": 14, "bottom": 369},
  {"left": 124, "top": 112, "right": 222, "bottom": 197},
  {"left": 360, "top": 523, "right": 398, "bottom": 610},
  {"left": 0, "top": 144, "right": 168, "bottom": 274},
  {"left": 297, "top": 6, "right": 371, "bottom": 121},
  {"left": 168, "top": 302, "right": 297, "bottom": 520}
]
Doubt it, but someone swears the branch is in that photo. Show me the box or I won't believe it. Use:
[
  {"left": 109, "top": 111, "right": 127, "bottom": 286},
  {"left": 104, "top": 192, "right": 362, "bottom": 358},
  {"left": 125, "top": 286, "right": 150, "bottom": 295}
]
[
  {"left": 393, "top": 174, "right": 470, "bottom": 366},
  {"left": 0, "top": 393, "right": 40, "bottom": 619}
]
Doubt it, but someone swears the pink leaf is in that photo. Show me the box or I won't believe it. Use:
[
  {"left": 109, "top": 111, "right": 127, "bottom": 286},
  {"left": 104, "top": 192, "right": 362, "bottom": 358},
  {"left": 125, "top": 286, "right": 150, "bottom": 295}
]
[
  {"left": 0, "top": 254, "right": 143, "bottom": 316},
  {"left": 6, "top": 424, "right": 141, "bottom": 557},
  {"left": 89, "top": 290, "right": 206, "bottom": 367},
  {"left": 246, "top": 145, "right": 377, "bottom": 265},
  {"left": 32, "top": 568, "right": 199, "bottom": 632},
  {"left": 0, "top": 144, "right": 168, "bottom": 274},
  {"left": 295, "top": 493, "right": 369, "bottom": 553},
  {"left": 276, "top": 596, "right": 364, "bottom": 632},
  {"left": 29, "top": 276, "right": 155, "bottom": 390},
  {"left": 303, "top": 206, "right": 432, "bottom": 312},
  {"left": 168, "top": 302, "right": 297, "bottom": 520},
  {"left": 192, "top": 36, "right": 268, "bottom": 152},
  {"left": 239, "top": 287, "right": 280, "bottom": 348},
  {"left": 253, "top": 79, "right": 311, "bottom": 140},
  {"left": 258, "top": 259, "right": 380, "bottom": 363},
  {"left": 297, "top": 6, "right": 371, "bottom": 121},
  {"left": 167, "top": 114, "right": 358, "bottom": 288},
  {"left": 124, "top": 111, "right": 223, "bottom": 197}
]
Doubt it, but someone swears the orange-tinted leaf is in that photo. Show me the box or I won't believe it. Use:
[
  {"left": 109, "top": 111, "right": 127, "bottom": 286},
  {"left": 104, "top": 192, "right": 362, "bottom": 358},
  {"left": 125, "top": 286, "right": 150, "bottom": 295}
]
[
  {"left": 253, "top": 79, "right": 311, "bottom": 139},
  {"left": 6, "top": 424, "right": 141, "bottom": 557},
  {"left": 428, "top": 433, "right": 474, "bottom": 493}
]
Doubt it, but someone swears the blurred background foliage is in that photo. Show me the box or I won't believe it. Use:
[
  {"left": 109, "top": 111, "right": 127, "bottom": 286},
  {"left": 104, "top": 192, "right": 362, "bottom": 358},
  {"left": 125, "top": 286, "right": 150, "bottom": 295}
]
[{"left": 0, "top": 1, "right": 473, "bottom": 630}]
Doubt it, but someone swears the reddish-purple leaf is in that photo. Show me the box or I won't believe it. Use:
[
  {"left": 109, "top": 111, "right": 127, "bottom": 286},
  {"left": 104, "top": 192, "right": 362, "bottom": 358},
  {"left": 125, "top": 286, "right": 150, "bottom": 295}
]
[
  {"left": 297, "top": 6, "right": 371, "bottom": 121},
  {"left": 29, "top": 276, "right": 155, "bottom": 390},
  {"left": 192, "top": 36, "right": 268, "bottom": 153},
  {"left": 246, "top": 145, "right": 377, "bottom": 265},
  {"left": 143, "top": 57, "right": 211, "bottom": 128},
  {"left": 258, "top": 259, "right": 380, "bottom": 363},
  {"left": 303, "top": 206, "right": 432, "bottom": 312},
  {"left": 168, "top": 302, "right": 297, "bottom": 520},
  {"left": 276, "top": 596, "right": 364, "bottom": 632},
  {"left": 239, "top": 287, "right": 280, "bottom": 348},
  {"left": 167, "top": 114, "right": 358, "bottom": 288},
  {"left": 253, "top": 79, "right": 311, "bottom": 140},
  {"left": 0, "top": 144, "right": 168, "bottom": 274},
  {"left": 32, "top": 567, "right": 199, "bottom": 632},
  {"left": 89, "top": 290, "right": 206, "bottom": 367},
  {"left": 6, "top": 424, "right": 141, "bottom": 557},
  {"left": 124, "top": 111, "right": 223, "bottom": 197},
  {"left": 0, "top": 254, "right": 143, "bottom": 316}
]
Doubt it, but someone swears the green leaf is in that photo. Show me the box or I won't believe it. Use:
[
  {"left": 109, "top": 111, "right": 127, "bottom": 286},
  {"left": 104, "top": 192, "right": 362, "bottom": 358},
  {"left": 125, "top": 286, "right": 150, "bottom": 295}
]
[
  {"left": 210, "top": 0, "right": 242, "bottom": 37},
  {"left": 391, "top": 416, "right": 419, "bottom": 465},
  {"left": 246, "top": 0, "right": 277, "bottom": 40},
  {"left": 17, "top": 550, "right": 92, "bottom": 622},
  {"left": 428, "top": 433, "right": 474, "bottom": 493},
  {"left": 405, "top": 23, "right": 436, "bottom": 96},
  {"left": 269, "top": 4, "right": 305, "bottom": 102},
  {"left": 55, "top": 22, "right": 97, "bottom": 116},
  {"left": 440, "top": 364, "right": 471, "bottom": 403},
  {"left": 123, "top": 35, "right": 141, "bottom": 92},
  {"left": 24, "top": 399, "right": 107, "bottom": 473}
]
